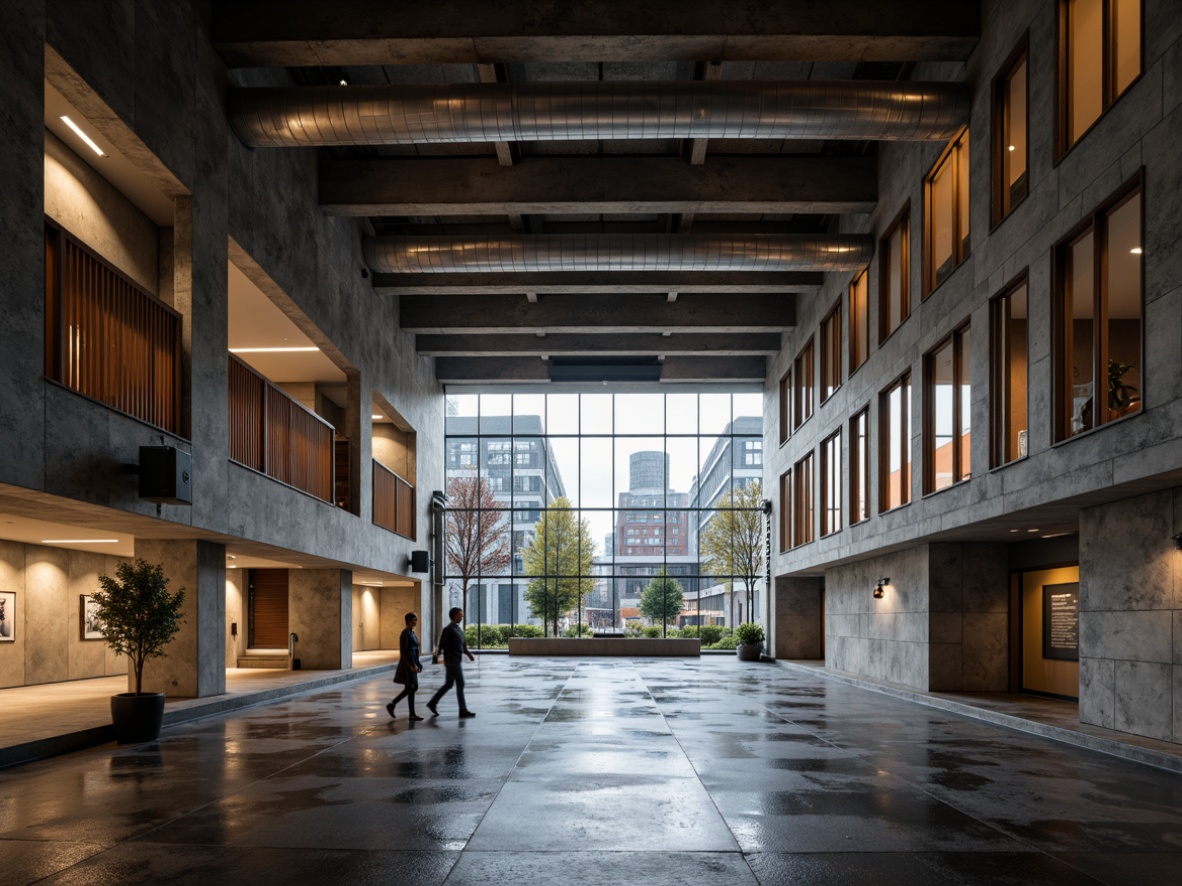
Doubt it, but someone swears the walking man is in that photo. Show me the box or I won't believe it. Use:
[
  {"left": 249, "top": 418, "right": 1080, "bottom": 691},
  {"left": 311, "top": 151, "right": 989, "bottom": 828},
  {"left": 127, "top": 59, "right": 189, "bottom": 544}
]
[{"left": 427, "top": 607, "right": 476, "bottom": 718}]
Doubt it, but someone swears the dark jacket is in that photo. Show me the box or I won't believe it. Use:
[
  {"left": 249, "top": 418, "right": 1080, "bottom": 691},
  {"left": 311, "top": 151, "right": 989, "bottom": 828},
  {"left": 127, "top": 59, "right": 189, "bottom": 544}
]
[
  {"left": 393, "top": 628, "right": 420, "bottom": 684},
  {"left": 437, "top": 621, "right": 468, "bottom": 665}
]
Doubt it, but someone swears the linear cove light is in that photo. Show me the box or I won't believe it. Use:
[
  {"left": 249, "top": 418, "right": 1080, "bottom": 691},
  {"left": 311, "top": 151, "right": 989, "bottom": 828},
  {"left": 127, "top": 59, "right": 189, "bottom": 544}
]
[
  {"left": 60, "top": 116, "right": 106, "bottom": 157},
  {"left": 229, "top": 346, "right": 320, "bottom": 353},
  {"left": 42, "top": 538, "right": 119, "bottom": 544}
]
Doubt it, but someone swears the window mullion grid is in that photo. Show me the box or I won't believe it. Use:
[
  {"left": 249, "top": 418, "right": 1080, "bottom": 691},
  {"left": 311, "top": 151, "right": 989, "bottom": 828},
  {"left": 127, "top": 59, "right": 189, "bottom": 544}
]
[{"left": 1096, "top": 210, "right": 1110, "bottom": 430}]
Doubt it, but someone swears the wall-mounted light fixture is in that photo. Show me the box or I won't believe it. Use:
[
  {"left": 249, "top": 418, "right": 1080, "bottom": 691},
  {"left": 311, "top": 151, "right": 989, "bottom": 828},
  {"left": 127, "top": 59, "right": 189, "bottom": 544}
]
[
  {"left": 873, "top": 577, "right": 889, "bottom": 599},
  {"left": 1174, "top": 533, "right": 1182, "bottom": 552}
]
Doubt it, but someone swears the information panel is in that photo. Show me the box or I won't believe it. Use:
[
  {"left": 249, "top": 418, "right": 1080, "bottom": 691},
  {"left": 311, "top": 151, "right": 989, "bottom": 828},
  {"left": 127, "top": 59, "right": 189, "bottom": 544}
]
[{"left": 1042, "top": 582, "right": 1079, "bottom": 661}]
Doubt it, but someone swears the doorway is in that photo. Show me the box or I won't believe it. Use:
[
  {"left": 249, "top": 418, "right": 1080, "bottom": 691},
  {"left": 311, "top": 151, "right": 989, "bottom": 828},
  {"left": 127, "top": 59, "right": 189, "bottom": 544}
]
[
  {"left": 249, "top": 568, "right": 289, "bottom": 648},
  {"left": 1013, "top": 565, "right": 1080, "bottom": 699}
]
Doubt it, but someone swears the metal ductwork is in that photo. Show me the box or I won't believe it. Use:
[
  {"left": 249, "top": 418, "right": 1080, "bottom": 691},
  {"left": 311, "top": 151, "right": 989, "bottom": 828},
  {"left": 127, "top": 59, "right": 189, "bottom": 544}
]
[
  {"left": 230, "top": 81, "right": 969, "bottom": 148},
  {"left": 363, "top": 234, "right": 873, "bottom": 274}
]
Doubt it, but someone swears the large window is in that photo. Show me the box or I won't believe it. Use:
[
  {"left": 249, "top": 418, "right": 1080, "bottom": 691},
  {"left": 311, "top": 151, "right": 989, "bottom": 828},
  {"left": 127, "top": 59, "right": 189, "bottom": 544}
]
[
  {"left": 925, "top": 129, "right": 971, "bottom": 294},
  {"left": 820, "top": 300, "right": 842, "bottom": 402},
  {"left": 792, "top": 452, "right": 814, "bottom": 547},
  {"left": 1059, "top": 0, "right": 1141, "bottom": 153},
  {"left": 925, "top": 324, "right": 972, "bottom": 493},
  {"left": 821, "top": 430, "right": 842, "bottom": 537},
  {"left": 880, "top": 373, "right": 911, "bottom": 512},
  {"left": 880, "top": 205, "right": 910, "bottom": 342},
  {"left": 991, "top": 275, "right": 1029, "bottom": 466},
  {"left": 850, "top": 407, "right": 870, "bottom": 524},
  {"left": 778, "top": 369, "right": 790, "bottom": 445},
  {"left": 779, "top": 469, "right": 791, "bottom": 552},
  {"left": 792, "top": 337, "right": 815, "bottom": 430},
  {"left": 850, "top": 270, "right": 869, "bottom": 372},
  {"left": 1054, "top": 176, "right": 1142, "bottom": 440},
  {"left": 444, "top": 391, "right": 766, "bottom": 642},
  {"left": 993, "top": 37, "right": 1029, "bottom": 224}
]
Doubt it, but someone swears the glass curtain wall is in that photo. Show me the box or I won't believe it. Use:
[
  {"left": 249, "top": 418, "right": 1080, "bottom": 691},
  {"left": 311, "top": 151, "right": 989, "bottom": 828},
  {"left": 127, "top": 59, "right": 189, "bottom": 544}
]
[{"left": 444, "top": 390, "right": 765, "bottom": 647}]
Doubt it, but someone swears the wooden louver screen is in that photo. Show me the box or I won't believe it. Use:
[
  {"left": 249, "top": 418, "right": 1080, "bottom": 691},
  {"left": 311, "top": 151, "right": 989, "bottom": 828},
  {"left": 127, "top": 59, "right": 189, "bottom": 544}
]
[
  {"left": 227, "top": 355, "right": 335, "bottom": 502},
  {"left": 373, "top": 460, "right": 415, "bottom": 539},
  {"left": 45, "top": 224, "right": 182, "bottom": 433}
]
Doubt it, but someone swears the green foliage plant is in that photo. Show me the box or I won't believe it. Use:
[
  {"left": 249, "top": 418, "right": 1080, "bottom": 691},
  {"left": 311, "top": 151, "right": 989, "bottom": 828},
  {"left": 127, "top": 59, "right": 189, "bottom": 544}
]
[
  {"left": 638, "top": 568, "right": 686, "bottom": 627},
  {"left": 642, "top": 625, "right": 662, "bottom": 638},
  {"left": 698, "top": 624, "right": 724, "bottom": 646},
  {"left": 522, "top": 498, "right": 597, "bottom": 636},
  {"left": 709, "top": 635, "right": 739, "bottom": 650},
  {"left": 93, "top": 559, "right": 186, "bottom": 695},
  {"left": 735, "top": 622, "right": 765, "bottom": 646}
]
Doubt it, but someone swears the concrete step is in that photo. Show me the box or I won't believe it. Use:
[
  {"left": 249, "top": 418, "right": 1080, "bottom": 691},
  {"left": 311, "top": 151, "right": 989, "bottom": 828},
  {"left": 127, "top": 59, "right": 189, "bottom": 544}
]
[{"left": 237, "top": 649, "right": 290, "bottom": 669}]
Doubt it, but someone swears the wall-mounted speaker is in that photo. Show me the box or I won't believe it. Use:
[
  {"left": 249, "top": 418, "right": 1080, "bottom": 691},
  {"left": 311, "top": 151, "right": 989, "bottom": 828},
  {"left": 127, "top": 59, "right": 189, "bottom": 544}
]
[
  {"left": 139, "top": 446, "right": 192, "bottom": 505},
  {"left": 409, "top": 550, "right": 430, "bottom": 573}
]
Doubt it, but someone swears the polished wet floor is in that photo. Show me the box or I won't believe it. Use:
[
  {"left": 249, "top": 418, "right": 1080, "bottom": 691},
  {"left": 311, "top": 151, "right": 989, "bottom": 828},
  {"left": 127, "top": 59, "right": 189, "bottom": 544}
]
[{"left": 2, "top": 658, "right": 1180, "bottom": 885}]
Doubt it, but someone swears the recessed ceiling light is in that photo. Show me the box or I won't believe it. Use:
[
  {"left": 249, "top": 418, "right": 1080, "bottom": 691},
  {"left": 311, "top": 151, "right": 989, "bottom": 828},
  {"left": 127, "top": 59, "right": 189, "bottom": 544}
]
[
  {"left": 372, "top": 414, "right": 382, "bottom": 419},
  {"left": 42, "top": 538, "right": 119, "bottom": 544},
  {"left": 228, "top": 555, "right": 236, "bottom": 560},
  {"left": 1130, "top": 247, "right": 1143, "bottom": 254},
  {"left": 1007, "top": 145, "right": 1016, "bottom": 152},
  {"left": 1027, "top": 528, "right": 1039, "bottom": 533},
  {"left": 1041, "top": 531, "right": 1072, "bottom": 539},
  {"left": 60, "top": 115, "right": 106, "bottom": 157},
  {"left": 229, "top": 346, "right": 320, "bottom": 353}
]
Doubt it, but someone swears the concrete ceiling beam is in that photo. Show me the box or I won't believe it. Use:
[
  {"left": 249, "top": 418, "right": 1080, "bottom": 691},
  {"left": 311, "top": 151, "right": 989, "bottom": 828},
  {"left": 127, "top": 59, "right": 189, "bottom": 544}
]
[
  {"left": 400, "top": 293, "right": 795, "bottom": 334},
  {"left": 321, "top": 155, "right": 877, "bottom": 217},
  {"left": 373, "top": 271, "right": 823, "bottom": 295},
  {"left": 433, "top": 355, "right": 767, "bottom": 383},
  {"left": 415, "top": 332, "right": 782, "bottom": 356},
  {"left": 212, "top": 0, "right": 980, "bottom": 65}
]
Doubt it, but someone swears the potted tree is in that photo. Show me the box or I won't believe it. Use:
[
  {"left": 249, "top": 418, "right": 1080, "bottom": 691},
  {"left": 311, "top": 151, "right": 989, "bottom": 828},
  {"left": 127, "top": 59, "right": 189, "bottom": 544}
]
[
  {"left": 93, "top": 559, "right": 186, "bottom": 743},
  {"left": 735, "top": 622, "right": 765, "bottom": 661}
]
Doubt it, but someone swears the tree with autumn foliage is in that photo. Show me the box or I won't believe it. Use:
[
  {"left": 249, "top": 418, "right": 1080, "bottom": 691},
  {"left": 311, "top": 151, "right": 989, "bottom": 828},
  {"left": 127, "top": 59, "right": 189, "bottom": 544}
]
[
  {"left": 445, "top": 476, "right": 511, "bottom": 614},
  {"left": 699, "top": 480, "right": 765, "bottom": 626}
]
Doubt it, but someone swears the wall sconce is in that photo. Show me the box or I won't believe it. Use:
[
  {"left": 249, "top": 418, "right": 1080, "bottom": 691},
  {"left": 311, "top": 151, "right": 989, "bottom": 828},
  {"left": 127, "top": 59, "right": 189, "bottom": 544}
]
[
  {"left": 1174, "top": 533, "right": 1182, "bottom": 552},
  {"left": 873, "top": 578, "right": 889, "bottom": 599}
]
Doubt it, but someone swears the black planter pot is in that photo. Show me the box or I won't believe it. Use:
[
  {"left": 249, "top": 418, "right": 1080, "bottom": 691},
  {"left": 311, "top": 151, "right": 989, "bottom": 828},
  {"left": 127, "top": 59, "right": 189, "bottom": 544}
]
[{"left": 111, "top": 692, "right": 166, "bottom": 743}]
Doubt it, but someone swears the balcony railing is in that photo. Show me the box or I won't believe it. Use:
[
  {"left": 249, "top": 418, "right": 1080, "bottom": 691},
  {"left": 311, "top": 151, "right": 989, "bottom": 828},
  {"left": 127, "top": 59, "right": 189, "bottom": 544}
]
[
  {"left": 44, "top": 224, "right": 182, "bottom": 433},
  {"left": 373, "top": 460, "right": 415, "bottom": 539},
  {"left": 228, "top": 355, "right": 334, "bottom": 502}
]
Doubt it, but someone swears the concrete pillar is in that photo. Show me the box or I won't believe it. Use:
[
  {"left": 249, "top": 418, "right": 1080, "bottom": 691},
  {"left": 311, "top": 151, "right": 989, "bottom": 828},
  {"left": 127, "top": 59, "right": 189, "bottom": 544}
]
[
  {"left": 774, "top": 576, "right": 824, "bottom": 659},
  {"left": 135, "top": 539, "right": 226, "bottom": 698},
  {"left": 290, "top": 568, "right": 353, "bottom": 669}
]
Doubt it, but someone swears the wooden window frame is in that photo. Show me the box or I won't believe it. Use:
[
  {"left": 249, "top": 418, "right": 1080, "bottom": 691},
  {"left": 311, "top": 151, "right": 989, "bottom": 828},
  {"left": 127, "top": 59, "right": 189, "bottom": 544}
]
[
  {"left": 879, "top": 202, "right": 911, "bottom": 344},
  {"left": 1052, "top": 171, "right": 1144, "bottom": 442},
  {"left": 992, "top": 33, "right": 1030, "bottom": 228},
  {"left": 989, "top": 271, "right": 1030, "bottom": 467},
  {"left": 779, "top": 469, "right": 791, "bottom": 552},
  {"left": 820, "top": 298, "right": 843, "bottom": 404},
  {"left": 1056, "top": 0, "right": 1145, "bottom": 159},
  {"left": 879, "top": 372, "right": 912, "bottom": 513},
  {"left": 792, "top": 451, "right": 815, "bottom": 548},
  {"left": 923, "top": 321, "right": 972, "bottom": 495},
  {"left": 792, "top": 336, "right": 815, "bottom": 431},
  {"left": 849, "top": 270, "right": 869, "bottom": 374},
  {"left": 778, "top": 369, "right": 791, "bottom": 446},
  {"left": 923, "top": 127, "right": 971, "bottom": 297},
  {"left": 820, "top": 428, "right": 842, "bottom": 538},
  {"left": 849, "top": 406, "right": 870, "bottom": 525}
]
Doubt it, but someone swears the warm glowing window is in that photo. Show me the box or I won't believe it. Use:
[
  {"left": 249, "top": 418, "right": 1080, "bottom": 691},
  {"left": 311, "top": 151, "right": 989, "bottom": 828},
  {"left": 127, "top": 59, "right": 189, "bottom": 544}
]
[
  {"left": 993, "top": 38, "right": 1029, "bottom": 224},
  {"left": 879, "top": 373, "right": 911, "bottom": 512},
  {"left": 880, "top": 205, "right": 910, "bottom": 342},
  {"left": 925, "top": 324, "right": 972, "bottom": 493},
  {"left": 1055, "top": 176, "right": 1142, "bottom": 441},
  {"left": 778, "top": 370, "right": 790, "bottom": 445},
  {"left": 792, "top": 337, "right": 814, "bottom": 430},
  {"left": 1060, "top": 0, "right": 1141, "bottom": 152},
  {"left": 991, "top": 276, "right": 1029, "bottom": 466},
  {"left": 925, "top": 129, "right": 971, "bottom": 294},
  {"left": 850, "top": 407, "right": 870, "bottom": 524},
  {"left": 821, "top": 430, "right": 842, "bottom": 537},
  {"left": 792, "top": 452, "right": 814, "bottom": 547},
  {"left": 849, "top": 270, "right": 869, "bottom": 371},
  {"left": 820, "top": 300, "right": 842, "bottom": 402}
]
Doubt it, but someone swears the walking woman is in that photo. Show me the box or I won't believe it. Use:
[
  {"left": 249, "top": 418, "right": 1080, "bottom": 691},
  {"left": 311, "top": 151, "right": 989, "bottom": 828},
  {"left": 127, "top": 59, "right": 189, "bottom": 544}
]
[{"left": 387, "top": 612, "right": 424, "bottom": 720}]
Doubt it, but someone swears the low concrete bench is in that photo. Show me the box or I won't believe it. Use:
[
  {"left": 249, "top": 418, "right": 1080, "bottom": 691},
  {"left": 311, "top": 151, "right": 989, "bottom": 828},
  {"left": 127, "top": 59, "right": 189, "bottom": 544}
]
[{"left": 507, "top": 637, "right": 700, "bottom": 656}]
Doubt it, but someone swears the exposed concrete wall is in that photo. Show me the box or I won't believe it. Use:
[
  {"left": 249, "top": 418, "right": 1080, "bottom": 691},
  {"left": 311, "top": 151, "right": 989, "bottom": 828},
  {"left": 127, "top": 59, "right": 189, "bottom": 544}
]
[
  {"left": 1079, "top": 489, "right": 1180, "bottom": 742},
  {"left": 225, "top": 567, "right": 246, "bottom": 668},
  {"left": 289, "top": 568, "right": 352, "bottom": 669},
  {"left": 0, "top": 541, "right": 126, "bottom": 689},
  {"left": 44, "top": 130, "right": 158, "bottom": 293},
  {"left": 381, "top": 585, "right": 419, "bottom": 649},
  {"left": 136, "top": 539, "right": 226, "bottom": 698},
  {"left": 373, "top": 425, "right": 414, "bottom": 481}
]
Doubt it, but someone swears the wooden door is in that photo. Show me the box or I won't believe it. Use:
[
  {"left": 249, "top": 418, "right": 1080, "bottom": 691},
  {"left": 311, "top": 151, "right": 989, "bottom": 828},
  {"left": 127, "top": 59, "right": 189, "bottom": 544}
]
[{"left": 249, "top": 569, "right": 289, "bottom": 648}]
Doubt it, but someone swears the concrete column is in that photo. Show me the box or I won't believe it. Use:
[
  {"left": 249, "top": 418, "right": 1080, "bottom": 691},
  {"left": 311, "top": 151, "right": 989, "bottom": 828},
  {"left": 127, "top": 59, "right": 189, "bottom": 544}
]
[
  {"left": 290, "top": 568, "right": 353, "bottom": 669},
  {"left": 774, "top": 576, "right": 823, "bottom": 659},
  {"left": 135, "top": 539, "right": 226, "bottom": 698}
]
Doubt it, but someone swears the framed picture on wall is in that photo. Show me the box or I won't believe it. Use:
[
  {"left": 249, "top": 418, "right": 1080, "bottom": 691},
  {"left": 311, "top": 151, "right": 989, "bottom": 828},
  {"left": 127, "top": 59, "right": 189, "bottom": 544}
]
[
  {"left": 81, "top": 593, "right": 105, "bottom": 641},
  {"left": 0, "top": 591, "right": 14, "bottom": 642}
]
